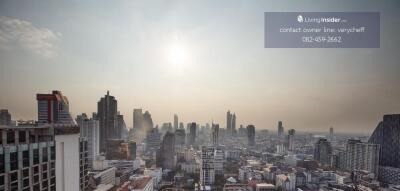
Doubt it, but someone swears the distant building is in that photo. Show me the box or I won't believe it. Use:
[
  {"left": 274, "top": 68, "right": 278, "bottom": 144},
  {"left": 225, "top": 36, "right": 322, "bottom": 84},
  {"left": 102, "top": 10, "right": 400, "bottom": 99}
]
[
  {"left": 200, "top": 146, "right": 215, "bottom": 187},
  {"left": 277, "top": 121, "right": 284, "bottom": 138},
  {"left": 36, "top": 90, "right": 75, "bottom": 125},
  {"left": 313, "top": 138, "right": 332, "bottom": 166},
  {"left": 106, "top": 139, "right": 136, "bottom": 160},
  {"left": 214, "top": 147, "right": 224, "bottom": 175},
  {"left": 188, "top": 122, "right": 196, "bottom": 145},
  {"left": 369, "top": 114, "right": 400, "bottom": 184},
  {"left": 97, "top": 91, "right": 118, "bottom": 152},
  {"left": 329, "top": 127, "right": 334, "bottom": 141},
  {"left": 256, "top": 183, "right": 276, "bottom": 191},
  {"left": 76, "top": 113, "right": 100, "bottom": 167},
  {"left": 247, "top": 125, "right": 256, "bottom": 146},
  {"left": 175, "top": 128, "right": 186, "bottom": 146},
  {"left": 156, "top": 132, "right": 175, "bottom": 170},
  {"left": 0, "top": 109, "right": 11, "bottom": 125},
  {"left": 174, "top": 114, "right": 179, "bottom": 130},
  {"left": 287, "top": 129, "right": 295, "bottom": 151},
  {"left": 146, "top": 128, "right": 161, "bottom": 152},
  {"left": 226, "top": 111, "right": 236, "bottom": 137},
  {"left": 118, "top": 176, "right": 153, "bottom": 191},
  {"left": 114, "top": 113, "right": 126, "bottom": 140},
  {"left": 212, "top": 123, "right": 219, "bottom": 146},
  {"left": 345, "top": 139, "right": 380, "bottom": 176}
]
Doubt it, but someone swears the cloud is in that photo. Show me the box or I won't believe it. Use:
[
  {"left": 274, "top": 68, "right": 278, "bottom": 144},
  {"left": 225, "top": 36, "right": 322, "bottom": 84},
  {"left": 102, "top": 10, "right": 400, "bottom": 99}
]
[{"left": 0, "top": 16, "right": 61, "bottom": 58}]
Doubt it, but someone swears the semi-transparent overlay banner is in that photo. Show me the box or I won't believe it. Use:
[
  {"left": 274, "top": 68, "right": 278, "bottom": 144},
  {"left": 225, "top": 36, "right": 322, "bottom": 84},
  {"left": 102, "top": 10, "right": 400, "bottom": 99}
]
[{"left": 264, "top": 12, "right": 380, "bottom": 48}]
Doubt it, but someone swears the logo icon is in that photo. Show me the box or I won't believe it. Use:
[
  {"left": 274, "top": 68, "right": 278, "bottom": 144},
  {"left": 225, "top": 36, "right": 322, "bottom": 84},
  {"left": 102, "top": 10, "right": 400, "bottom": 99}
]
[{"left": 297, "top": 15, "right": 303, "bottom": 23}]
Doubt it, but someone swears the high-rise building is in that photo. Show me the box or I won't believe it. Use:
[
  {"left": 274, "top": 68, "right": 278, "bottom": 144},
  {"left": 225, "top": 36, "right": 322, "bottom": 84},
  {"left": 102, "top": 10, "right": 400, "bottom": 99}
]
[
  {"left": 344, "top": 139, "right": 380, "bottom": 176},
  {"left": 214, "top": 147, "right": 224, "bottom": 176},
  {"left": 146, "top": 127, "right": 161, "bottom": 152},
  {"left": 133, "top": 109, "right": 143, "bottom": 130},
  {"left": 114, "top": 113, "right": 126, "bottom": 139},
  {"left": 287, "top": 129, "right": 295, "bottom": 151},
  {"left": 143, "top": 111, "right": 153, "bottom": 132},
  {"left": 175, "top": 128, "right": 186, "bottom": 146},
  {"left": 156, "top": 132, "right": 175, "bottom": 170},
  {"left": 212, "top": 123, "right": 219, "bottom": 146},
  {"left": 174, "top": 114, "right": 179, "bottom": 130},
  {"left": 226, "top": 111, "right": 232, "bottom": 136},
  {"left": 97, "top": 91, "right": 118, "bottom": 152},
  {"left": 76, "top": 113, "right": 100, "bottom": 167},
  {"left": 200, "top": 146, "right": 215, "bottom": 187},
  {"left": 329, "top": 127, "right": 334, "bottom": 141},
  {"left": 36, "top": 90, "right": 75, "bottom": 125},
  {"left": 369, "top": 114, "right": 400, "bottom": 184},
  {"left": 232, "top": 113, "right": 236, "bottom": 135},
  {"left": 247, "top": 125, "right": 256, "bottom": 146},
  {"left": 277, "top": 121, "right": 284, "bottom": 138},
  {"left": 313, "top": 138, "right": 332, "bottom": 166},
  {"left": 188, "top": 122, "right": 196, "bottom": 145},
  {"left": 0, "top": 109, "right": 11, "bottom": 125},
  {"left": 0, "top": 124, "right": 88, "bottom": 191}
]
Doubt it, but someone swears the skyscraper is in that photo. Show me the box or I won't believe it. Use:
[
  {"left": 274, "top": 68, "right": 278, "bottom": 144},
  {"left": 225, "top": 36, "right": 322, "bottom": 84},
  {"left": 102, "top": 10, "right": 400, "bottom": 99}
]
[
  {"left": 97, "top": 91, "right": 118, "bottom": 152},
  {"left": 0, "top": 109, "right": 11, "bottom": 125},
  {"left": 226, "top": 111, "right": 232, "bottom": 136},
  {"left": 369, "top": 114, "right": 400, "bottom": 184},
  {"left": 156, "top": 132, "right": 175, "bottom": 170},
  {"left": 313, "top": 138, "right": 332, "bottom": 166},
  {"left": 188, "top": 122, "right": 197, "bottom": 145},
  {"left": 232, "top": 113, "right": 236, "bottom": 135},
  {"left": 133, "top": 108, "right": 143, "bottom": 130},
  {"left": 113, "top": 112, "right": 126, "bottom": 139},
  {"left": 247, "top": 125, "right": 256, "bottom": 146},
  {"left": 36, "top": 90, "right": 75, "bottom": 125},
  {"left": 329, "top": 127, "right": 334, "bottom": 141},
  {"left": 344, "top": 139, "right": 380, "bottom": 176},
  {"left": 200, "top": 146, "right": 215, "bottom": 187},
  {"left": 146, "top": 127, "right": 161, "bottom": 152},
  {"left": 76, "top": 113, "right": 100, "bottom": 167},
  {"left": 277, "top": 121, "right": 284, "bottom": 138},
  {"left": 175, "top": 128, "right": 186, "bottom": 145},
  {"left": 174, "top": 114, "right": 179, "bottom": 130},
  {"left": 287, "top": 129, "right": 295, "bottom": 151},
  {"left": 212, "top": 123, "right": 219, "bottom": 146}
]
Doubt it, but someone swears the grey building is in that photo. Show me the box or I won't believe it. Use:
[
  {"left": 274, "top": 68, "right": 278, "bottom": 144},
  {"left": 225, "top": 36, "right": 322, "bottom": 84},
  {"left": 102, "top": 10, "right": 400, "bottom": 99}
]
[
  {"left": 314, "top": 138, "right": 332, "bottom": 166},
  {"left": 0, "top": 110, "right": 11, "bottom": 126},
  {"left": 97, "top": 91, "right": 118, "bottom": 152},
  {"left": 247, "top": 125, "right": 255, "bottom": 146},
  {"left": 369, "top": 114, "right": 400, "bottom": 184}
]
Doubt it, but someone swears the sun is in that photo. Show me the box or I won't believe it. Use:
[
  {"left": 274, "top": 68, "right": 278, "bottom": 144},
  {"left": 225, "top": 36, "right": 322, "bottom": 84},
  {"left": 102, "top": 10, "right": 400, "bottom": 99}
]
[{"left": 166, "top": 41, "right": 189, "bottom": 68}]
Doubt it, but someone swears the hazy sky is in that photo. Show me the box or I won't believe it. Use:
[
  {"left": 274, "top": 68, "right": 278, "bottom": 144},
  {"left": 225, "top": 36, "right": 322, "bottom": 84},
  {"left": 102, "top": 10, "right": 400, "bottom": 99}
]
[{"left": 0, "top": 0, "right": 399, "bottom": 134}]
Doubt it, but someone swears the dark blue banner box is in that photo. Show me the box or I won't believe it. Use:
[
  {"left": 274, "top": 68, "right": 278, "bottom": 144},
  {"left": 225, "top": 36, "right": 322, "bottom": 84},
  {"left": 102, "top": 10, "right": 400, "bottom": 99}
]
[{"left": 264, "top": 12, "right": 380, "bottom": 48}]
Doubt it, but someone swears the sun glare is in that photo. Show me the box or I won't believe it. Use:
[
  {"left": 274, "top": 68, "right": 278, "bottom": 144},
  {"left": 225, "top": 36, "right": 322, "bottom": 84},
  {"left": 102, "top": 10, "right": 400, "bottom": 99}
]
[{"left": 166, "top": 41, "right": 188, "bottom": 68}]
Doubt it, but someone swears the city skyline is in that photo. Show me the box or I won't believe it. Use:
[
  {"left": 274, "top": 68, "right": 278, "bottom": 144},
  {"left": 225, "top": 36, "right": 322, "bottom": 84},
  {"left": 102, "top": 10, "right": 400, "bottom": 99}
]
[{"left": 1, "top": 0, "right": 400, "bottom": 134}]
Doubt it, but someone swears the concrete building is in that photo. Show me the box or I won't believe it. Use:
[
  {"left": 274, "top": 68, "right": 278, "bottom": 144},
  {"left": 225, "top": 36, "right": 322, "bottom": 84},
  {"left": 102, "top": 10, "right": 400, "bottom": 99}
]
[
  {"left": 200, "top": 146, "right": 215, "bottom": 187},
  {"left": 313, "top": 138, "right": 332, "bottom": 166},
  {"left": 76, "top": 113, "right": 100, "bottom": 167},
  {"left": 345, "top": 139, "right": 380, "bottom": 177},
  {"left": 256, "top": 183, "right": 276, "bottom": 191},
  {"left": 287, "top": 129, "right": 295, "bottom": 151},
  {"left": 156, "top": 132, "right": 175, "bottom": 170},
  {"left": 188, "top": 123, "right": 196, "bottom": 146},
  {"left": 212, "top": 124, "right": 219, "bottom": 146},
  {"left": 97, "top": 91, "right": 118, "bottom": 152},
  {"left": 369, "top": 114, "right": 400, "bottom": 184},
  {"left": 0, "top": 109, "right": 11, "bottom": 126},
  {"left": 174, "top": 114, "right": 179, "bottom": 130},
  {"left": 117, "top": 176, "right": 153, "bottom": 191},
  {"left": 277, "top": 121, "right": 284, "bottom": 138},
  {"left": 247, "top": 125, "right": 255, "bottom": 146},
  {"left": 36, "top": 90, "right": 75, "bottom": 125},
  {"left": 0, "top": 124, "right": 87, "bottom": 191}
]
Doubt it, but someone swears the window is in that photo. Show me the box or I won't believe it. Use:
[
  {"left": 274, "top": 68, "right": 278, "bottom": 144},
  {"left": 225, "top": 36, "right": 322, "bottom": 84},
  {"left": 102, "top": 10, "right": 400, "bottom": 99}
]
[
  {"left": 22, "top": 169, "right": 29, "bottom": 177},
  {"left": 50, "top": 146, "right": 55, "bottom": 160},
  {"left": 0, "top": 154, "right": 4, "bottom": 173},
  {"left": 33, "top": 149, "right": 39, "bottom": 165},
  {"left": 33, "top": 166, "right": 39, "bottom": 174},
  {"left": 0, "top": 175, "right": 4, "bottom": 186},
  {"left": 19, "top": 131, "right": 26, "bottom": 143},
  {"left": 22, "top": 151, "right": 29, "bottom": 167},
  {"left": 10, "top": 172, "right": 18, "bottom": 182},
  {"left": 42, "top": 148, "right": 48, "bottom": 162},
  {"left": 7, "top": 131, "right": 14, "bottom": 144},
  {"left": 10, "top": 152, "right": 18, "bottom": 171},
  {"left": 23, "top": 178, "right": 29, "bottom": 187}
]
